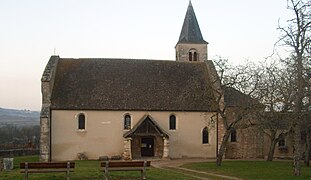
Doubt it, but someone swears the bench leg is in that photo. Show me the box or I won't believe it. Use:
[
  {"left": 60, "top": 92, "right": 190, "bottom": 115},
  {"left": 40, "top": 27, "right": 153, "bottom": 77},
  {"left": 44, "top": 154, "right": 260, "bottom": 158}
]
[
  {"left": 142, "top": 161, "right": 147, "bottom": 180},
  {"left": 141, "top": 169, "right": 146, "bottom": 180},
  {"left": 66, "top": 171, "right": 70, "bottom": 180},
  {"left": 25, "top": 162, "right": 28, "bottom": 180},
  {"left": 104, "top": 169, "right": 108, "bottom": 180},
  {"left": 104, "top": 161, "right": 109, "bottom": 180},
  {"left": 25, "top": 172, "right": 28, "bottom": 180},
  {"left": 67, "top": 162, "right": 70, "bottom": 180}
]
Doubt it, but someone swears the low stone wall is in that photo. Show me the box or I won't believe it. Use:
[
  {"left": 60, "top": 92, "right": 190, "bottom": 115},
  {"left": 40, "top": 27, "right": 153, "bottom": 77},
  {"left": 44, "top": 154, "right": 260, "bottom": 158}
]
[{"left": 0, "top": 149, "right": 39, "bottom": 158}]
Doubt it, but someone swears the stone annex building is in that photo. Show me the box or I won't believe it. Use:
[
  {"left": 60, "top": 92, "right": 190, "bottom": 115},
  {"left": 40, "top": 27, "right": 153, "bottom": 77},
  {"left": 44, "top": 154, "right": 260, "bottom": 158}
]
[{"left": 40, "top": 2, "right": 292, "bottom": 162}]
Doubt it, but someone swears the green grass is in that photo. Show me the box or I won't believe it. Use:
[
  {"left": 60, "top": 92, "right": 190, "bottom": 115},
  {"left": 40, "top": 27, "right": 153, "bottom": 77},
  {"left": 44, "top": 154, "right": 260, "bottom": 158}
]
[
  {"left": 4, "top": 156, "right": 311, "bottom": 179},
  {"left": 0, "top": 156, "right": 196, "bottom": 180},
  {"left": 182, "top": 160, "right": 311, "bottom": 180}
]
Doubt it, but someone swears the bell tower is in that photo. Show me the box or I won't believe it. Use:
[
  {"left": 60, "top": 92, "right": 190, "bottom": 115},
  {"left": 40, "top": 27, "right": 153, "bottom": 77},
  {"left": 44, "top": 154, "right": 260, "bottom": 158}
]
[{"left": 175, "top": 1, "right": 208, "bottom": 62}]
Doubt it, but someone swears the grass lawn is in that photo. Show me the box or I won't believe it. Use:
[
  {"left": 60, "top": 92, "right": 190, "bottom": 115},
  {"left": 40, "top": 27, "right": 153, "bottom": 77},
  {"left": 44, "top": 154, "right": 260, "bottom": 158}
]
[
  {"left": 182, "top": 160, "right": 311, "bottom": 180},
  {"left": 4, "top": 156, "right": 311, "bottom": 179},
  {"left": 0, "top": 155, "right": 196, "bottom": 180}
]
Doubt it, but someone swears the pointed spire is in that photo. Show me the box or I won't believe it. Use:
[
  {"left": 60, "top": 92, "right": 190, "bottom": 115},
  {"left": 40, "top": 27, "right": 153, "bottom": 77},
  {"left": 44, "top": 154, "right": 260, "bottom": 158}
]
[{"left": 177, "top": 1, "right": 207, "bottom": 44}]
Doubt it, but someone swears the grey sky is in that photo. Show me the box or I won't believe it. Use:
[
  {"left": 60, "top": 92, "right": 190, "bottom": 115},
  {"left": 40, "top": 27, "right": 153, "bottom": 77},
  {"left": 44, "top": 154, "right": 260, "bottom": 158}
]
[{"left": 0, "top": 0, "right": 292, "bottom": 110}]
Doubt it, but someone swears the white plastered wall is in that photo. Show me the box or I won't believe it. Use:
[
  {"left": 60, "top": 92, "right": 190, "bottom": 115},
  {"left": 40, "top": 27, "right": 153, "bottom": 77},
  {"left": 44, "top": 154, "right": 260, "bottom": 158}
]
[{"left": 51, "top": 110, "right": 217, "bottom": 161}]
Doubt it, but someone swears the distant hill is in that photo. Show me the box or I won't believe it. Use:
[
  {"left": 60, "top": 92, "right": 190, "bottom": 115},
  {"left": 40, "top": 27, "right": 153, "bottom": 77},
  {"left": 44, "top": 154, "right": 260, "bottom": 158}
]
[{"left": 0, "top": 107, "right": 40, "bottom": 127}]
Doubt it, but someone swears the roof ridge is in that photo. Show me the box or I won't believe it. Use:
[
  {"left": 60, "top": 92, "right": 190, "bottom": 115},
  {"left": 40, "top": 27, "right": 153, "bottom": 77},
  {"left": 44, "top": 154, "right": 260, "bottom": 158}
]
[
  {"left": 61, "top": 57, "right": 174, "bottom": 61},
  {"left": 59, "top": 57, "right": 206, "bottom": 64}
]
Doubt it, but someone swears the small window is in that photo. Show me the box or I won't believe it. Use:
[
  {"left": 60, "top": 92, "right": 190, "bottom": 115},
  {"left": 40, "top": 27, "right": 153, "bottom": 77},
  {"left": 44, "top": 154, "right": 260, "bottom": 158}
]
[
  {"left": 278, "top": 137, "right": 285, "bottom": 147},
  {"left": 188, "top": 49, "right": 197, "bottom": 62},
  {"left": 78, "top": 114, "right": 85, "bottom": 130},
  {"left": 169, "top": 115, "right": 176, "bottom": 130},
  {"left": 124, "top": 114, "right": 131, "bottom": 130},
  {"left": 193, "top": 52, "right": 197, "bottom": 61},
  {"left": 230, "top": 129, "right": 237, "bottom": 142},
  {"left": 202, "top": 127, "right": 209, "bottom": 144}
]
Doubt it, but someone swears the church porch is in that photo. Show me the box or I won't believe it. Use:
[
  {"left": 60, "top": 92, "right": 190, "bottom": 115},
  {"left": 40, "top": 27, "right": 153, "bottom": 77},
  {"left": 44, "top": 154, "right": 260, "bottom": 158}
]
[{"left": 123, "top": 115, "right": 169, "bottom": 160}]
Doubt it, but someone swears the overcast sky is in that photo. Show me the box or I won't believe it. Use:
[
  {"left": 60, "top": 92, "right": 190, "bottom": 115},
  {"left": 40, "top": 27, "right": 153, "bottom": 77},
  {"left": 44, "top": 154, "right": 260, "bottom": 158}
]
[{"left": 0, "top": 0, "right": 293, "bottom": 111}]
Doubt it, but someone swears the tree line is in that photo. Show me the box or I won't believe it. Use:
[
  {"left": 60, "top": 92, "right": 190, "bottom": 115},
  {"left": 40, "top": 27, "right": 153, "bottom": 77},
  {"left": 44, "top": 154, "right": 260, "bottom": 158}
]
[
  {"left": 0, "top": 124, "right": 40, "bottom": 150},
  {"left": 213, "top": 0, "right": 310, "bottom": 176}
]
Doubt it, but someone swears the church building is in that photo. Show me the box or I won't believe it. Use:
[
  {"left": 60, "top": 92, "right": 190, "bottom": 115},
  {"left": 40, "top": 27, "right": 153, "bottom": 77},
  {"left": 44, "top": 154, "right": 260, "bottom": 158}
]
[{"left": 40, "top": 1, "right": 222, "bottom": 161}]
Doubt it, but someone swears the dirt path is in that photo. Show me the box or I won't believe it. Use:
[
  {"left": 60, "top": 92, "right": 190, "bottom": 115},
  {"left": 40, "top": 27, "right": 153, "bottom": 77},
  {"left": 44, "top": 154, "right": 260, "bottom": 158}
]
[{"left": 151, "top": 159, "right": 242, "bottom": 180}]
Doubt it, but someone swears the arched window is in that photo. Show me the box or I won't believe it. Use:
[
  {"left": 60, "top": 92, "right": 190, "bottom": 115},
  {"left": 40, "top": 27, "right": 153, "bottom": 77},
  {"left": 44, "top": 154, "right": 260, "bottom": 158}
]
[
  {"left": 230, "top": 129, "right": 237, "bottom": 142},
  {"left": 202, "top": 127, "right": 209, "bottom": 144},
  {"left": 124, "top": 114, "right": 131, "bottom": 130},
  {"left": 278, "top": 135, "right": 286, "bottom": 147},
  {"left": 169, "top": 115, "right": 176, "bottom": 130},
  {"left": 188, "top": 49, "right": 197, "bottom": 62},
  {"left": 193, "top": 52, "right": 197, "bottom": 61},
  {"left": 78, "top": 114, "right": 85, "bottom": 130},
  {"left": 188, "top": 52, "right": 193, "bottom": 61}
]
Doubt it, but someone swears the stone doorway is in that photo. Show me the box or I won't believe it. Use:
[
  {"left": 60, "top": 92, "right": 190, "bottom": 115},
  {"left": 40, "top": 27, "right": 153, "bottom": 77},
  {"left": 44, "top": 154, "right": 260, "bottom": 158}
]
[{"left": 141, "top": 137, "right": 154, "bottom": 157}]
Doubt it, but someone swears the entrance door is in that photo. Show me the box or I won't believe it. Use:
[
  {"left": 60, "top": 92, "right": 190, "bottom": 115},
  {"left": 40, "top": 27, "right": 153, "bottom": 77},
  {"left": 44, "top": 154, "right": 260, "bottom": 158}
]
[{"left": 141, "top": 137, "right": 154, "bottom": 157}]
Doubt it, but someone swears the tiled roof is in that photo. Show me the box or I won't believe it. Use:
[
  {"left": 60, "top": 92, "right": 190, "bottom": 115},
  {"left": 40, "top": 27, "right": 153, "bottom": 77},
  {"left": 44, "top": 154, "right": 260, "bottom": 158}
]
[{"left": 50, "top": 58, "right": 217, "bottom": 111}]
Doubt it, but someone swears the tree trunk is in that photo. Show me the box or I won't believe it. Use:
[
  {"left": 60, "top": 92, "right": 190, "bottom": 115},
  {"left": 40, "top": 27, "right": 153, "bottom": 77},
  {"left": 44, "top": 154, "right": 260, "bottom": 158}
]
[
  {"left": 216, "top": 129, "right": 231, "bottom": 166},
  {"left": 267, "top": 135, "right": 278, "bottom": 161},
  {"left": 305, "top": 130, "right": 310, "bottom": 167},
  {"left": 293, "top": 52, "right": 303, "bottom": 176},
  {"left": 293, "top": 122, "right": 301, "bottom": 176}
]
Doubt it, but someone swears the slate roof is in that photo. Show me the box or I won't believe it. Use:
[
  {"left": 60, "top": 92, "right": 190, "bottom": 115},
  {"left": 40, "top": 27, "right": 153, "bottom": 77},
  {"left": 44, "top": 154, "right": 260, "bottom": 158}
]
[
  {"left": 224, "top": 87, "right": 260, "bottom": 107},
  {"left": 261, "top": 112, "right": 292, "bottom": 129},
  {"left": 50, "top": 58, "right": 217, "bottom": 111},
  {"left": 177, "top": 1, "right": 208, "bottom": 44}
]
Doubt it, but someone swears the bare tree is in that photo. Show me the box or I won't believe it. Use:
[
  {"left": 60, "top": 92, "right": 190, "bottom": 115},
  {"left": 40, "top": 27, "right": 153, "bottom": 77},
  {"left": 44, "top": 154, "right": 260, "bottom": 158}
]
[
  {"left": 277, "top": 0, "right": 310, "bottom": 176},
  {"left": 213, "top": 57, "right": 262, "bottom": 166},
  {"left": 255, "top": 61, "right": 295, "bottom": 161},
  {"left": 304, "top": 72, "right": 311, "bottom": 166}
]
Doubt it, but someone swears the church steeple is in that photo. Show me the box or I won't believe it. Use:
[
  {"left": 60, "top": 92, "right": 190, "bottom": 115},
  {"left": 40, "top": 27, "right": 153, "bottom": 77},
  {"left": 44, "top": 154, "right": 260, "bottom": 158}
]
[
  {"left": 178, "top": 1, "right": 207, "bottom": 44},
  {"left": 176, "top": 1, "right": 208, "bottom": 62}
]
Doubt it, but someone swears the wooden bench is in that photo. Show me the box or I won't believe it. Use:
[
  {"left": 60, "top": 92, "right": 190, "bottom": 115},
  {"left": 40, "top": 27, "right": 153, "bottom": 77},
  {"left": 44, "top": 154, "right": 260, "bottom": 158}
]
[
  {"left": 101, "top": 161, "right": 151, "bottom": 180},
  {"left": 20, "top": 162, "right": 75, "bottom": 180}
]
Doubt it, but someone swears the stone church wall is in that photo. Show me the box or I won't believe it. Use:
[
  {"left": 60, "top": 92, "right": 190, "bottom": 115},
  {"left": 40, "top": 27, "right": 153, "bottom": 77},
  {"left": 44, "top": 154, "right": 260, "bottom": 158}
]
[
  {"left": 131, "top": 137, "right": 141, "bottom": 159},
  {"left": 154, "top": 136, "right": 164, "bottom": 158},
  {"left": 176, "top": 43, "right": 208, "bottom": 62},
  {"left": 225, "top": 126, "right": 264, "bottom": 159},
  {"left": 40, "top": 56, "right": 59, "bottom": 162}
]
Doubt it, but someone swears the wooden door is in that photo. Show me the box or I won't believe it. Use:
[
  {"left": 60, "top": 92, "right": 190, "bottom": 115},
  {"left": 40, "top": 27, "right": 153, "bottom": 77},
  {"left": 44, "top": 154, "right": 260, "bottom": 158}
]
[{"left": 141, "top": 137, "right": 154, "bottom": 157}]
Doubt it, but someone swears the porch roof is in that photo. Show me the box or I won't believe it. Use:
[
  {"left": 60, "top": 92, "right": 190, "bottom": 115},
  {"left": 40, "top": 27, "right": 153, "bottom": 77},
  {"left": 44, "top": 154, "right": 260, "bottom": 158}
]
[{"left": 123, "top": 115, "right": 169, "bottom": 138}]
